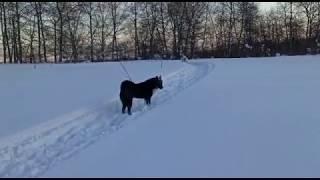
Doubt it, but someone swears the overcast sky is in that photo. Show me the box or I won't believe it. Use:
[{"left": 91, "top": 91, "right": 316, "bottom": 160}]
[{"left": 258, "top": 2, "right": 277, "bottom": 12}]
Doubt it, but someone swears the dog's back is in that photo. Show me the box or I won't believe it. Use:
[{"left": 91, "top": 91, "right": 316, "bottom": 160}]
[
  {"left": 120, "top": 79, "right": 153, "bottom": 99},
  {"left": 120, "top": 80, "right": 134, "bottom": 92}
]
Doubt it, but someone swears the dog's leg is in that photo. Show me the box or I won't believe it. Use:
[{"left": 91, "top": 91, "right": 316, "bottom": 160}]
[
  {"left": 122, "top": 104, "right": 126, "bottom": 114},
  {"left": 120, "top": 93, "right": 125, "bottom": 114},
  {"left": 120, "top": 95, "right": 126, "bottom": 114},
  {"left": 146, "top": 97, "right": 151, "bottom": 105},
  {"left": 127, "top": 98, "right": 133, "bottom": 115}
]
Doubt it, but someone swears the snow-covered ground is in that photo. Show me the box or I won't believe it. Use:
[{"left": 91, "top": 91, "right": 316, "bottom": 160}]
[{"left": 1, "top": 55, "right": 320, "bottom": 177}]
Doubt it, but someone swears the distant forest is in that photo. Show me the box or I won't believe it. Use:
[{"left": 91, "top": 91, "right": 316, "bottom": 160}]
[{"left": 0, "top": 2, "right": 320, "bottom": 63}]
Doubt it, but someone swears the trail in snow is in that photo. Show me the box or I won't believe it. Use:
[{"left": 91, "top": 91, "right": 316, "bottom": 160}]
[{"left": 0, "top": 61, "right": 215, "bottom": 177}]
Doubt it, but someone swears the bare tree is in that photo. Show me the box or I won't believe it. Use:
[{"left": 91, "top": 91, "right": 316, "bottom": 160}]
[
  {"left": 20, "top": 3, "right": 37, "bottom": 63},
  {"left": 3, "top": 2, "right": 12, "bottom": 63},
  {"left": 65, "top": 2, "right": 83, "bottom": 62},
  {"left": 133, "top": 2, "right": 139, "bottom": 59},
  {"left": 83, "top": 2, "right": 95, "bottom": 61},
  {"left": 95, "top": 2, "right": 111, "bottom": 61},
  {"left": 33, "top": 2, "right": 41, "bottom": 62},
  {"left": 39, "top": 2, "right": 47, "bottom": 62},
  {"left": 227, "top": 2, "right": 235, "bottom": 57},
  {"left": 2, "top": 2, "right": 320, "bottom": 63},
  {"left": 296, "top": 2, "right": 318, "bottom": 42},
  {"left": 47, "top": 2, "right": 59, "bottom": 63},
  {"left": 56, "top": 2, "right": 66, "bottom": 63},
  {"left": 29, "top": 15, "right": 36, "bottom": 63},
  {"left": 89, "top": 2, "right": 93, "bottom": 61},
  {"left": 159, "top": 2, "right": 168, "bottom": 58},
  {"left": 0, "top": 2, "right": 7, "bottom": 63},
  {"left": 167, "top": 2, "right": 186, "bottom": 59},
  {"left": 108, "top": 2, "right": 128, "bottom": 60},
  {"left": 11, "top": 13, "right": 18, "bottom": 63},
  {"left": 15, "top": 2, "right": 22, "bottom": 63}
]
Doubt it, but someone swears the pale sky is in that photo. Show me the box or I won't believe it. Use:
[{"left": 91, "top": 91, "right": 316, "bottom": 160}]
[{"left": 258, "top": 2, "right": 278, "bottom": 12}]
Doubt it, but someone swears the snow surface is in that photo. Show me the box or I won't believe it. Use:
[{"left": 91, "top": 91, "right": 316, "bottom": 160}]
[{"left": 1, "top": 55, "right": 320, "bottom": 177}]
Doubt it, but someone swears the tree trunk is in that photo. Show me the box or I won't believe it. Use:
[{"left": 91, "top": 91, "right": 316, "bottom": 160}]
[
  {"left": 149, "top": 4, "right": 157, "bottom": 58},
  {"left": 15, "top": 2, "right": 22, "bottom": 63},
  {"left": 39, "top": 3, "right": 47, "bottom": 63},
  {"left": 190, "top": 23, "right": 196, "bottom": 59},
  {"left": 134, "top": 2, "right": 138, "bottom": 59},
  {"left": 54, "top": 21, "right": 57, "bottom": 63},
  {"left": 149, "top": 26, "right": 155, "bottom": 58},
  {"left": 177, "top": 19, "right": 183, "bottom": 58},
  {"left": 101, "top": 20, "right": 105, "bottom": 61},
  {"left": 30, "top": 16, "right": 36, "bottom": 64},
  {"left": 317, "top": 2, "right": 320, "bottom": 41},
  {"left": 0, "top": 3, "right": 7, "bottom": 63},
  {"left": 289, "top": 2, "right": 293, "bottom": 55},
  {"left": 228, "top": 2, "right": 234, "bottom": 57},
  {"left": 68, "top": 15, "right": 78, "bottom": 62},
  {"left": 57, "top": 2, "right": 63, "bottom": 63},
  {"left": 36, "top": 3, "right": 42, "bottom": 63},
  {"left": 112, "top": 3, "right": 117, "bottom": 60},
  {"left": 306, "top": 19, "right": 309, "bottom": 40},
  {"left": 89, "top": 2, "right": 93, "bottom": 61},
  {"left": 3, "top": 3, "right": 12, "bottom": 63},
  {"left": 160, "top": 2, "right": 168, "bottom": 58},
  {"left": 172, "top": 24, "right": 177, "bottom": 58},
  {"left": 12, "top": 18, "right": 18, "bottom": 63},
  {"left": 201, "top": 5, "right": 209, "bottom": 53}
]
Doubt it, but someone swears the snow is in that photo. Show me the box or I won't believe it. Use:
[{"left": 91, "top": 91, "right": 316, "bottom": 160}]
[
  {"left": 1, "top": 55, "right": 320, "bottom": 177},
  {"left": 0, "top": 61, "right": 179, "bottom": 138}
]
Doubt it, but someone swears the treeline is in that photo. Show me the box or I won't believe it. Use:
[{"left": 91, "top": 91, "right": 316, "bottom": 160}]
[{"left": 0, "top": 2, "right": 320, "bottom": 63}]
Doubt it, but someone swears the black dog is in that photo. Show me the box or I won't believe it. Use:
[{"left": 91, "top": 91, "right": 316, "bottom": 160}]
[{"left": 120, "top": 76, "right": 163, "bottom": 115}]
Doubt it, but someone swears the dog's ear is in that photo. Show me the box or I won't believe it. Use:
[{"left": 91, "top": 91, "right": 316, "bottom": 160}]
[{"left": 159, "top": 75, "right": 162, "bottom": 80}]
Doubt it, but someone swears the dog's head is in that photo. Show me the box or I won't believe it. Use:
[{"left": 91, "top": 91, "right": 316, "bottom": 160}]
[{"left": 155, "top": 76, "right": 163, "bottom": 89}]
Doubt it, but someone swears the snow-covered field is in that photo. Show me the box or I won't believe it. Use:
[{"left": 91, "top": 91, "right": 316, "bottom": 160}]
[{"left": 1, "top": 55, "right": 320, "bottom": 177}]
